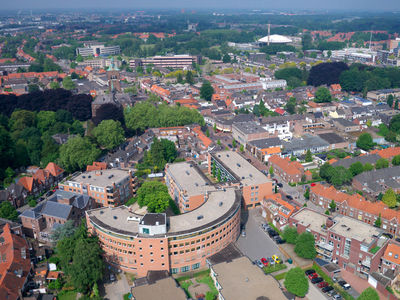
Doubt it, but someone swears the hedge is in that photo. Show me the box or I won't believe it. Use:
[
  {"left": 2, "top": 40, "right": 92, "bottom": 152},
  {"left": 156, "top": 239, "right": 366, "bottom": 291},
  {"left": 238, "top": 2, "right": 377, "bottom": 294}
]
[
  {"left": 194, "top": 269, "right": 210, "bottom": 278},
  {"left": 176, "top": 275, "right": 191, "bottom": 283},
  {"left": 263, "top": 263, "right": 287, "bottom": 274}
]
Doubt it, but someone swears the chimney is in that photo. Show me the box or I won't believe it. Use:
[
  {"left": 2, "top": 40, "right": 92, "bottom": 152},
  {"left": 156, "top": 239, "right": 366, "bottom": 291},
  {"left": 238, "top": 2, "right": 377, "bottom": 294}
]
[{"left": 326, "top": 217, "right": 334, "bottom": 228}]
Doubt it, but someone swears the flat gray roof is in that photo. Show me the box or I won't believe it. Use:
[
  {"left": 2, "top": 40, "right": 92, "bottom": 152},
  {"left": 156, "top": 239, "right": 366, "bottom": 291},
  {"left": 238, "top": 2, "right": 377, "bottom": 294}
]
[
  {"left": 69, "top": 169, "right": 131, "bottom": 187},
  {"left": 87, "top": 187, "right": 241, "bottom": 237},
  {"left": 292, "top": 208, "right": 329, "bottom": 235},
  {"left": 233, "top": 121, "right": 268, "bottom": 135},
  {"left": 212, "top": 151, "right": 271, "bottom": 186},
  {"left": 212, "top": 256, "right": 288, "bottom": 300},
  {"left": 166, "top": 162, "right": 215, "bottom": 197},
  {"left": 331, "top": 214, "right": 383, "bottom": 245},
  {"left": 131, "top": 277, "right": 187, "bottom": 300}
]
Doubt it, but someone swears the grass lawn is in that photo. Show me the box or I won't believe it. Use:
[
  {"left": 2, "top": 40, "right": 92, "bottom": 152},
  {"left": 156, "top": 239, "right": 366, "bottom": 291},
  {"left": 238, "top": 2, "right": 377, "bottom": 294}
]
[
  {"left": 180, "top": 280, "right": 193, "bottom": 298},
  {"left": 57, "top": 292, "right": 77, "bottom": 300},
  {"left": 125, "top": 196, "right": 138, "bottom": 207},
  {"left": 140, "top": 44, "right": 154, "bottom": 50},
  {"left": 262, "top": 263, "right": 287, "bottom": 274},
  {"left": 274, "top": 272, "right": 287, "bottom": 281},
  {"left": 196, "top": 275, "right": 218, "bottom": 296},
  {"left": 370, "top": 246, "right": 381, "bottom": 254}
]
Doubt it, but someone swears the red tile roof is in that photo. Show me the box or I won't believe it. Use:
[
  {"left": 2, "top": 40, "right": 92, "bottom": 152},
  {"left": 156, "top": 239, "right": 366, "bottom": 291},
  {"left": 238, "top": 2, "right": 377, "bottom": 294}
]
[
  {"left": 192, "top": 126, "right": 213, "bottom": 148},
  {"left": 45, "top": 162, "right": 64, "bottom": 177},
  {"left": 274, "top": 108, "right": 286, "bottom": 115},
  {"left": 0, "top": 224, "right": 31, "bottom": 300},
  {"left": 17, "top": 177, "right": 35, "bottom": 192},
  {"left": 378, "top": 146, "right": 400, "bottom": 159},
  {"left": 382, "top": 243, "right": 400, "bottom": 266},
  {"left": 269, "top": 155, "right": 302, "bottom": 176},
  {"left": 87, "top": 162, "right": 108, "bottom": 171}
]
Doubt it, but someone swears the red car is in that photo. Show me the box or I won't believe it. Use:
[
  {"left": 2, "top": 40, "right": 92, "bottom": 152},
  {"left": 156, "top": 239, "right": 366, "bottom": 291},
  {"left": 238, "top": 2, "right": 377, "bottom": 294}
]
[
  {"left": 311, "top": 182, "right": 316, "bottom": 187},
  {"left": 261, "top": 258, "right": 269, "bottom": 267},
  {"left": 318, "top": 282, "right": 329, "bottom": 288},
  {"left": 308, "top": 273, "right": 318, "bottom": 280}
]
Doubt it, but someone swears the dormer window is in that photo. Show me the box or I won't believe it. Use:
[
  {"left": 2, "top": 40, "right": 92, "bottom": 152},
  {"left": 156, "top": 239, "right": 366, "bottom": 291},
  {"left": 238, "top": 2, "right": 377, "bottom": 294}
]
[{"left": 389, "top": 252, "right": 393, "bottom": 256}]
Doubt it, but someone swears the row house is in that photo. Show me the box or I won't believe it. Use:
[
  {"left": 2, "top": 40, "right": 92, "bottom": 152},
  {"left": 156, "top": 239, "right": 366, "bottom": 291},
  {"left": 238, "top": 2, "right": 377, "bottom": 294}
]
[
  {"left": 310, "top": 183, "right": 400, "bottom": 236},
  {"left": 381, "top": 242, "right": 400, "bottom": 280},
  {"left": 293, "top": 118, "right": 332, "bottom": 135},
  {"left": 260, "top": 194, "right": 297, "bottom": 231},
  {"left": 268, "top": 155, "right": 312, "bottom": 184},
  {"left": 0, "top": 183, "right": 28, "bottom": 208},
  {"left": 245, "top": 137, "right": 283, "bottom": 163},
  {"left": 290, "top": 208, "right": 387, "bottom": 276},
  {"left": 329, "top": 84, "right": 343, "bottom": 99}
]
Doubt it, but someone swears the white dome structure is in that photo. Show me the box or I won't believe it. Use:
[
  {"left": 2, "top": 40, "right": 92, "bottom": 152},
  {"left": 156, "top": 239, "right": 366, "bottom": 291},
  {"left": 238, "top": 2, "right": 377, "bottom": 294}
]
[{"left": 258, "top": 34, "right": 292, "bottom": 44}]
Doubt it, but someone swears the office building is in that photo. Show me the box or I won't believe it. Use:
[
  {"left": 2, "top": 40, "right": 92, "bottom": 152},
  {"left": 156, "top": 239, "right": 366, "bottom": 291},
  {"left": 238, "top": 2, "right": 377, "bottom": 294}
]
[{"left": 76, "top": 45, "right": 120, "bottom": 57}]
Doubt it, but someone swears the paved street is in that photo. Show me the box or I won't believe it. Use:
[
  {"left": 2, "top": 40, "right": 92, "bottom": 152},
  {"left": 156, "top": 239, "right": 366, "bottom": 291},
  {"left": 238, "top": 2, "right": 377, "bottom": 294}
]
[
  {"left": 99, "top": 270, "right": 131, "bottom": 300},
  {"left": 236, "top": 209, "right": 284, "bottom": 261}
]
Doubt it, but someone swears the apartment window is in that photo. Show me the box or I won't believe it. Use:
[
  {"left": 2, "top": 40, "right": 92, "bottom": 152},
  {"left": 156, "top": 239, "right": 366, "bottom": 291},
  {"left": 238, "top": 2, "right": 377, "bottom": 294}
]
[
  {"left": 336, "top": 251, "right": 339, "bottom": 255},
  {"left": 251, "top": 192, "right": 254, "bottom": 196},
  {"left": 358, "top": 260, "right": 361, "bottom": 265},
  {"left": 359, "top": 253, "right": 363, "bottom": 258}
]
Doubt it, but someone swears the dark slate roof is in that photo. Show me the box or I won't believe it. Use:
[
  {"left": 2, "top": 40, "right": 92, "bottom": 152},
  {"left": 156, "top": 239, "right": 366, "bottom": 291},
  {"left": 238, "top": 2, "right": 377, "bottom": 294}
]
[
  {"left": 351, "top": 107, "right": 368, "bottom": 114},
  {"left": 206, "top": 243, "right": 243, "bottom": 265},
  {"left": 133, "top": 277, "right": 148, "bottom": 287},
  {"left": 369, "top": 272, "right": 391, "bottom": 287},
  {"left": 353, "top": 166, "right": 400, "bottom": 193},
  {"left": 41, "top": 201, "right": 72, "bottom": 220},
  {"left": 282, "top": 134, "right": 329, "bottom": 151},
  {"left": 323, "top": 263, "right": 341, "bottom": 273},
  {"left": 6, "top": 183, "right": 26, "bottom": 198},
  {"left": 314, "top": 257, "right": 330, "bottom": 267},
  {"left": 332, "top": 118, "right": 357, "bottom": 127},
  {"left": 140, "top": 213, "right": 166, "bottom": 226},
  {"left": 317, "top": 133, "right": 345, "bottom": 145},
  {"left": 146, "top": 270, "right": 170, "bottom": 285},
  {"left": 314, "top": 112, "right": 323, "bottom": 119},
  {"left": 331, "top": 153, "right": 380, "bottom": 169},
  {"left": 247, "top": 137, "right": 282, "bottom": 149}
]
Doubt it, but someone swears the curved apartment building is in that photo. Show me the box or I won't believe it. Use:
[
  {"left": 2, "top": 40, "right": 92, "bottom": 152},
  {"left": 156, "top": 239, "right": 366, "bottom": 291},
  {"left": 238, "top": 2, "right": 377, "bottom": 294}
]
[{"left": 86, "top": 187, "right": 241, "bottom": 277}]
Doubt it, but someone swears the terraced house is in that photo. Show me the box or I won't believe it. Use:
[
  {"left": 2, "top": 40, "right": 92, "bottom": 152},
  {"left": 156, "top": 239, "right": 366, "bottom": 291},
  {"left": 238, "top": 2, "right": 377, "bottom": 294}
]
[{"left": 268, "top": 154, "right": 312, "bottom": 184}]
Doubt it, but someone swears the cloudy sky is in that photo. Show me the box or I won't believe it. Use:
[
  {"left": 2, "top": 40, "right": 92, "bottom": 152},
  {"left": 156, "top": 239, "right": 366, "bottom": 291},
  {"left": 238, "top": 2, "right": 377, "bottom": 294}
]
[{"left": 5, "top": 0, "right": 400, "bottom": 12}]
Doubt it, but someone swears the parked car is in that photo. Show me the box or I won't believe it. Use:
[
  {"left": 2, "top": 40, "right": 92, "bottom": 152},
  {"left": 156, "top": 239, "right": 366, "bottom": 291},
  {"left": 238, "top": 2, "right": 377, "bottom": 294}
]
[
  {"left": 272, "top": 255, "right": 282, "bottom": 264},
  {"left": 273, "top": 178, "right": 278, "bottom": 183},
  {"left": 286, "top": 195, "right": 293, "bottom": 200},
  {"left": 320, "top": 181, "right": 326, "bottom": 185},
  {"left": 308, "top": 273, "right": 318, "bottom": 280},
  {"left": 261, "top": 258, "right": 268, "bottom": 267},
  {"left": 241, "top": 230, "right": 246, "bottom": 237},
  {"left": 327, "top": 289, "right": 337, "bottom": 297},
  {"left": 268, "top": 231, "right": 279, "bottom": 238},
  {"left": 338, "top": 281, "right": 351, "bottom": 290},
  {"left": 332, "top": 295, "right": 342, "bottom": 300},
  {"left": 383, "top": 232, "right": 393, "bottom": 239},
  {"left": 311, "top": 183, "right": 316, "bottom": 187},
  {"left": 311, "top": 277, "right": 323, "bottom": 284},
  {"left": 241, "top": 224, "right": 245, "bottom": 231},
  {"left": 318, "top": 282, "right": 329, "bottom": 288},
  {"left": 304, "top": 269, "right": 315, "bottom": 276},
  {"left": 277, "top": 183, "right": 283, "bottom": 188},
  {"left": 267, "top": 257, "right": 275, "bottom": 265},
  {"left": 322, "top": 286, "right": 333, "bottom": 293},
  {"left": 228, "top": 144, "right": 232, "bottom": 148},
  {"left": 255, "top": 260, "right": 263, "bottom": 268},
  {"left": 37, "top": 197, "right": 45, "bottom": 202},
  {"left": 45, "top": 191, "right": 53, "bottom": 197},
  {"left": 275, "top": 238, "right": 285, "bottom": 244},
  {"left": 110, "top": 274, "right": 115, "bottom": 281}
]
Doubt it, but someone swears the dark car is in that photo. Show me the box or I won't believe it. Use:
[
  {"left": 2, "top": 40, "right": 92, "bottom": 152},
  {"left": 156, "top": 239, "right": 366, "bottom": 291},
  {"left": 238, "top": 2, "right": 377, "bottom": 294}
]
[
  {"left": 396, "top": 238, "right": 400, "bottom": 243},
  {"left": 383, "top": 232, "right": 393, "bottom": 239},
  {"left": 269, "top": 231, "right": 279, "bottom": 238},
  {"left": 228, "top": 144, "right": 232, "bottom": 148},
  {"left": 247, "top": 159, "right": 252, "bottom": 163},
  {"left": 37, "top": 197, "right": 45, "bottom": 202},
  {"left": 241, "top": 224, "right": 245, "bottom": 231},
  {"left": 322, "top": 286, "right": 334, "bottom": 293},
  {"left": 273, "top": 178, "right": 278, "bottom": 183},
  {"left": 338, "top": 281, "right": 351, "bottom": 290},
  {"left": 311, "top": 277, "right": 323, "bottom": 284},
  {"left": 45, "top": 191, "right": 53, "bottom": 197},
  {"left": 286, "top": 195, "right": 293, "bottom": 200},
  {"left": 277, "top": 183, "right": 283, "bottom": 188},
  {"left": 305, "top": 269, "right": 316, "bottom": 276},
  {"left": 275, "top": 238, "right": 285, "bottom": 244}
]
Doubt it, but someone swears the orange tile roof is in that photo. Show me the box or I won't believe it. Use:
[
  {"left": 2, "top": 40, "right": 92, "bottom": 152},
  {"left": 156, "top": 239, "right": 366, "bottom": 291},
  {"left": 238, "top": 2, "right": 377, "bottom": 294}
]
[
  {"left": 0, "top": 224, "right": 31, "bottom": 300},
  {"left": 175, "top": 98, "right": 197, "bottom": 105},
  {"left": 378, "top": 146, "right": 400, "bottom": 159},
  {"left": 17, "top": 177, "right": 35, "bottom": 192},
  {"left": 87, "top": 162, "right": 108, "bottom": 171},
  {"left": 45, "top": 162, "right": 64, "bottom": 177},
  {"left": 261, "top": 147, "right": 281, "bottom": 155},
  {"left": 269, "top": 155, "right": 302, "bottom": 175},
  {"left": 304, "top": 170, "right": 312, "bottom": 176},
  {"left": 192, "top": 126, "right": 213, "bottom": 148},
  {"left": 328, "top": 158, "right": 337, "bottom": 164},
  {"left": 311, "top": 184, "right": 400, "bottom": 222},
  {"left": 84, "top": 66, "right": 93, "bottom": 71},
  {"left": 307, "top": 101, "right": 321, "bottom": 108},
  {"left": 382, "top": 243, "right": 400, "bottom": 265},
  {"left": 331, "top": 84, "right": 341, "bottom": 90},
  {"left": 151, "top": 85, "right": 171, "bottom": 97},
  {"left": 33, "top": 169, "right": 51, "bottom": 182},
  {"left": 47, "top": 271, "right": 60, "bottom": 280}
]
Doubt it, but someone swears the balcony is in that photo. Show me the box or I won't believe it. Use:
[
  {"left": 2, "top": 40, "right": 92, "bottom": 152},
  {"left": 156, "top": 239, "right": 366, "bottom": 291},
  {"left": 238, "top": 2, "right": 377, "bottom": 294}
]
[
  {"left": 360, "top": 266, "right": 370, "bottom": 274},
  {"left": 317, "top": 241, "right": 334, "bottom": 251},
  {"left": 316, "top": 247, "right": 333, "bottom": 257},
  {"left": 362, "top": 260, "right": 371, "bottom": 268}
]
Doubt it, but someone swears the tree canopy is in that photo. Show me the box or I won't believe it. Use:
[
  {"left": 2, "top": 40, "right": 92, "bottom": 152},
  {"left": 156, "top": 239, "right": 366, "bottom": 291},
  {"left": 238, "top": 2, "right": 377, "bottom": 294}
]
[
  {"left": 284, "top": 267, "right": 309, "bottom": 298},
  {"left": 0, "top": 202, "right": 19, "bottom": 221},
  {"left": 282, "top": 226, "right": 299, "bottom": 244},
  {"left": 314, "top": 87, "right": 333, "bottom": 103},
  {"left": 356, "top": 133, "right": 375, "bottom": 150},
  {"left": 307, "top": 62, "right": 349, "bottom": 87},
  {"left": 382, "top": 188, "right": 397, "bottom": 208},
  {"left": 93, "top": 120, "right": 125, "bottom": 151},
  {"left": 294, "top": 232, "right": 317, "bottom": 259},
  {"left": 200, "top": 81, "right": 214, "bottom": 101},
  {"left": 357, "top": 287, "right": 380, "bottom": 300},
  {"left": 92, "top": 103, "right": 124, "bottom": 126},
  {"left": 137, "top": 181, "right": 171, "bottom": 213}
]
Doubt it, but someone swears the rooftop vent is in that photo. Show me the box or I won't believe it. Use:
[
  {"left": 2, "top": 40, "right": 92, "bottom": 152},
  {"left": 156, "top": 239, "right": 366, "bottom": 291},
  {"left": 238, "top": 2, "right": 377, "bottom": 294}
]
[
  {"left": 218, "top": 155, "right": 221, "bottom": 157},
  {"left": 205, "top": 182, "right": 209, "bottom": 186},
  {"left": 189, "top": 164, "right": 193, "bottom": 168},
  {"left": 197, "top": 215, "right": 204, "bottom": 220},
  {"left": 341, "top": 224, "right": 347, "bottom": 227},
  {"left": 347, "top": 227, "right": 351, "bottom": 231},
  {"left": 195, "top": 183, "right": 198, "bottom": 186},
  {"left": 100, "top": 211, "right": 104, "bottom": 214},
  {"left": 242, "top": 176, "right": 245, "bottom": 179},
  {"left": 227, "top": 154, "right": 229, "bottom": 157},
  {"left": 249, "top": 174, "right": 252, "bottom": 177},
  {"left": 186, "top": 171, "right": 189, "bottom": 175},
  {"left": 88, "top": 175, "right": 91, "bottom": 178},
  {"left": 223, "top": 188, "right": 226, "bottom": 192},
  {"left": 219, "top": 202, "right": 223, "bottom": 206},
  {"left": 237, "top": 163, "right": 241, "bottom": 167},
  {"left": 113, "top": 216, "right": 117, "bottom": 220},
  {"left": 108, "top": 175, "right": 114, "bottom": 179},
  {"left": 82, "top": 176, "right": 85, "bottom": 178}
]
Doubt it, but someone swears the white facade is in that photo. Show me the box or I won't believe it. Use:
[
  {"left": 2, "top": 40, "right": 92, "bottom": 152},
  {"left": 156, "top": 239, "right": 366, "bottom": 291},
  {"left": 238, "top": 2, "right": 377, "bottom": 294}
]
[{"left": 261, "top": 79, "right": 287, "bottom": 90}]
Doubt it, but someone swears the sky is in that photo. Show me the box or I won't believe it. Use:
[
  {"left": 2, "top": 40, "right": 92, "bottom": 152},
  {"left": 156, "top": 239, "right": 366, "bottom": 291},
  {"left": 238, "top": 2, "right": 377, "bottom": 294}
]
[{"left": 4, "top": 0, "right": 400, "bottom": 12}]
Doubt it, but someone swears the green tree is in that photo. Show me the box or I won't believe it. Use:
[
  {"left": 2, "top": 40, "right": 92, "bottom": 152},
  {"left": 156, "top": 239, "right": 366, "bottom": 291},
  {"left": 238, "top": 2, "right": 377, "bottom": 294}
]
[
  {"left": 392, "top": 154, "right": 400, "bottom": 166},
  {"left": 68, "top": 238, "right": 104, "bottom": 293},
  {"left": 37, "top": 111, "right": 57, "bottom": 133},
  {"left": 374, "top": 213, "right": 382, "bottom": 228},
  {"left": 50, "top": 81, "right": 60, "bottom": 89},
  {"left": 382, "top": 188, "right": 397, "bottom": 208},
  {"left": 314, "top": 87, "right": 332, "bottom": 103},
  {"left": 325, "top": 209, "right": 330, "bottom": 215},
  {"left": 319, "top": 162, "right": 332, "bottom": 180},
  {"left": 0, "top": 202, "right": 18, "bottom": 221},
  {"left": 205, "top": 291, "right": 215, "bottom": 300},
  {"left": 282, "top": 226, "right": 299, "bottom": 244},
  {"left": 240, "top": 144, "right": 244, "bottom": 152},
  {"left": 329, "top": 199, "right": 337, "bottom": 212},
  {"left": 206, "top": 129, "right": 210, "bottom": 137},
  {"left": 326, "top": 166, "right": 353, "bottom": 188},
  {"left": 386, "top": 131, "right": 397, "bottom": 143},
  {"left": 379, "top": 123, "right": 389, "bottom": 136},
  {"left": 217, "top": 139, "right": 221, "bottom": 146},
  {"left": 294, "top": 232, "right": 317, "bottom": 259},
  {"left": 59, "top": 136, "right": 100, "bottom": 172},
  {"left": 213, "top": 123, "right": 217, "bottom": 132},
  {"left": 217, "top": 168, "right": 221, "bottom": 182},
  {"left": 51, "top": 219, "right": 77, "bottom": 243},
  {"left": 284, "top": 267, "right": 309, "bottom": 298},
  {"left": 212, "top": 161, "right": 216, "bottom": 177},
  {"left": 232, "top": 138, "right": 236, "bottom": 148},
  {"left": 285, "top": 97, "right": 297, "bottom": 115},
  {"left": 28, "top": 84, "right": 40, "bottom": 93},
  {"left": 76, "top": 54, "right": 83, "bottom": 62},
  {"left": 176, "top": 72, "right": 183, "bottom": 83},
  {"left": 124, "top": 86, "right": 137, "bottom": 94},
  {"left": 93, "top": 120, "right": 125, "bottom": 151},
  {"left": 137, "top": 181, "right": 171, "bottom": 213},
  {"left": 185, "top": 71, "right": 194, "bottom": 85},
  {"left": 363, "top": 162, "right": 374, "bottom": 172},
  {"left": 62, "top": 76, "right": 76, "bottom": 90},
  {"left": 349, "top": 161, "right": 364, "bottom": 176},
  {"left": 356, "top": 133, "right": 375, "bottom": 150},
  {"left": 10, "top": 110, "right": 36, "bottom": 132},
  {"left": 5, "top": 167, "right": 15, "bottom": 179},
  {"left": 357, "top": 287, "right": 380, "bottom": 300},
  {"left": 389, "top": 114, "right": 400, "bottom": 133},
  {"left": 305, "top": 149, "right": 312, "bottom": 162},
  {"left": 366, "top": 119, "right": 372, "bottom": 127},
  {"left": 269, "top": 165, "right": 273, "bottom": 176},
  {"left": 160, "top": 138, "right": 178, "bottom": 163},
  {"left": 395, "top": 100, "right": 399, "bottom": 110},
  {"left": 222, "top": 53, "right": 231, "bottom": 63},
  {"left": 375, "top": 158, "right": 389, "bottom": 170},
  {"left": 14, "top": 140, "right": 30, "bottom": 168},
  {"left": 327, "top": 50, "right": 332, "bottom": 58},
  {"left": 200, "top": 81, "right": 214, "bottom": 101},
  {"left": 304, "top": 187, "right": 310, "bottom": 199},
  {"left": 28, "top": 199, "right": 37, "bottom": 207},
  {"left": 387, "top": 94, "right": 394, "bottom": 108}
]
